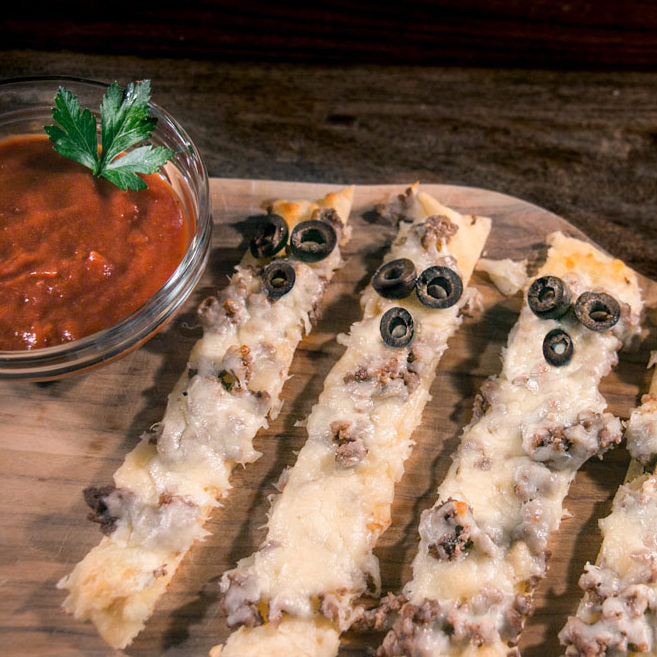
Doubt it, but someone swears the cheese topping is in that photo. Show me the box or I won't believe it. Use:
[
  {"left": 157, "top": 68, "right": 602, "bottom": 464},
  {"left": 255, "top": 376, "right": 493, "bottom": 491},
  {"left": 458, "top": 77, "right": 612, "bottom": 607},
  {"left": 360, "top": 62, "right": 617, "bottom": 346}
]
[
  {"left": 213, "top": 186, "right": 491, "bottom": 656},
  {"left": 559, "top": 389, "right": 657, "bottom": 656},
  {"left": 477, "top": 257, "right": 528, "bottom": 296},
  {"left": 57, "top": 187, "right": 354, "bottom": 649},
  {"left": 379, "top": 232, "right": 643, "bottom": 657}
]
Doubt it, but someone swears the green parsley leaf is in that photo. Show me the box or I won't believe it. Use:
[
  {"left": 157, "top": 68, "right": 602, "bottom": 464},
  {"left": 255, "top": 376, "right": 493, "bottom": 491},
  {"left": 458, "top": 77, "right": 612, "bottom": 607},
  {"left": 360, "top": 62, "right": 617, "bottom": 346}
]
[{"left": 44, "top": 80, "right": 174, "bottom": 191}]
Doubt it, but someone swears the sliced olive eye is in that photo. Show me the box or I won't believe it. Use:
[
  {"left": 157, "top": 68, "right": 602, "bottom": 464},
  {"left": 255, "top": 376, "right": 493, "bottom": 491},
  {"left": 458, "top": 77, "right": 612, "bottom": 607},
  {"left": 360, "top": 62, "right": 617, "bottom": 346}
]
[
  {"left": 262, "top": 260, "right": 296, "bottom": 300},
  {"left": 372, "top": 258, "right": 417, "bottom": 299},
  {"left": 543, "top": 328, "right": 574, "bottom": 366},
  {"left": 380, "top": 307, "right": 414, "bottom": 348},
  {"left": 249, "top": 213, "right": 289, "bottom": 259},
  {"left": 527, "top": 276, "right": 572, "bottom": 319},
  {"left": 415, "top": 266, "right": 463, "bottom": 309},
  {"left": 574, "top": 292, "right": 620, "bottom": 331},
  {"left": 290, "top": 220, "right": 337, "bottom": 263}
]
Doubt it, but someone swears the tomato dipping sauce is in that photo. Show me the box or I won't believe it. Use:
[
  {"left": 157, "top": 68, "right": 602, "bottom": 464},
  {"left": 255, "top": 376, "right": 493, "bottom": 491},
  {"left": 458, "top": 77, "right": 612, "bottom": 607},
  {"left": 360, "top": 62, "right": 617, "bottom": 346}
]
[{"left": 0, "top": 135, "right": 190, "bottom": 351}]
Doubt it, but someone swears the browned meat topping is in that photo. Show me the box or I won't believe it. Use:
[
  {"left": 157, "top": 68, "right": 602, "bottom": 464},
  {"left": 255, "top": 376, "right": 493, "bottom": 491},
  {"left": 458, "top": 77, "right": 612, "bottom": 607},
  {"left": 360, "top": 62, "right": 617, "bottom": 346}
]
[
  {"left": 220, "top": 572, "right": 263, "bottom": 628},
  {"left": 317, "top": 589, "right": 353, "bottom": 626},
  {"left": 522, "top": 411, "right": 622, "bottom": 470},
  {"left": 312, "top": 207, "right": 343, "bottom": 239},
  {"left": 416, "top": 214, "right": 459, "bottom": 249},
  {"left": 511, "top": 462, "right": 560, "bottom": 554},
  {"left": 197, "top": 295, "right": 220, "bottom": 326},
  {"left": 223, "top": 298, "right": 241, "bottom": 317},
  {"left": 375, "top": 187, "right": 415, "bottom": 225},
  {"left": 420, "top": 498, "right": 499, "bottom": 562},
  {"left": 351, "top": 592, "right": 406, "bottom": 633},
  {"left": 152, "top": 566, "right": 168, "bottom": 578},
  {"left": 252, "top": 389, "right": 271, "bottom": 413},
  {"left": 377, "top": 598, "right": 444, "bottom": 656},
  {"left": 344, "top": 354, "right": 420, "bottom": 401},
  {"left": 198, "top": 294, "right": 247, "bottom": 328},
  {"left": 379, "top": 586, "right": 534, "bottom": 656},
  {"left": 331, "top": 420, "right": 369, "bottom": 468},
  {"left": 471, "top": 379, "right": 499, "bottom": 422},
  {"left": 472, "top": 393, "right": 489, "bottom": 422},
  {"left": 83, "top": 485, "right": 125, "bottom": 536},
  {"left": 559, "top": 560, "right": 657, "bottom": 656},
  {"left": 197, "top": 273, "right": 251, "bottom": 329}
]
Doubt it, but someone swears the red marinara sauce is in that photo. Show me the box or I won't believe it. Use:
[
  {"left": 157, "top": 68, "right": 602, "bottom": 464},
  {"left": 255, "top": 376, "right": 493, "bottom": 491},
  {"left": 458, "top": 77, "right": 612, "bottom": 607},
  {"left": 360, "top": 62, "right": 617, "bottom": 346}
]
[{"left": 0, "top": 135, "right": 190, "bottom": 350}]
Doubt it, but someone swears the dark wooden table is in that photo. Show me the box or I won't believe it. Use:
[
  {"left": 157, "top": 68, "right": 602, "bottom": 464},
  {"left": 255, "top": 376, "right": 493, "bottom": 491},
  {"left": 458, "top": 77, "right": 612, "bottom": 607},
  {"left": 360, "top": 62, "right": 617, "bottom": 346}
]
[{"left": 2, "top": 47, "right": 657, "bottom": 278}]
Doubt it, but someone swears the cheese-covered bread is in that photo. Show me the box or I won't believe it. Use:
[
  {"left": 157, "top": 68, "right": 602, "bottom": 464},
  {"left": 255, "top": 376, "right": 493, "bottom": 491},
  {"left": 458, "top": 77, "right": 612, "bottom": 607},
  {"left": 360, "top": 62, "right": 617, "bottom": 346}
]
[
  {"left": 211, "top": 186, "right": 491, "bottom": 656},
  {"left": 378, "top": 232, "right": 643, "bottom": 657},
  {"left": 559, "top": 372, "right": 657, "bottom": 656},
  {"left": 57, "top": 187, "right": 354, "bottom": 649}
]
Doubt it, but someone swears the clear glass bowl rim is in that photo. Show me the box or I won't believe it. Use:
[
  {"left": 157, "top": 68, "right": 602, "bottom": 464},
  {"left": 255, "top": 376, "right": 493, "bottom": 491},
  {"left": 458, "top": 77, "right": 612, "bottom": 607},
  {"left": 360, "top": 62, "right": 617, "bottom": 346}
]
[{"left": 0, "top": 76, "right": 212, "bottom": 380}]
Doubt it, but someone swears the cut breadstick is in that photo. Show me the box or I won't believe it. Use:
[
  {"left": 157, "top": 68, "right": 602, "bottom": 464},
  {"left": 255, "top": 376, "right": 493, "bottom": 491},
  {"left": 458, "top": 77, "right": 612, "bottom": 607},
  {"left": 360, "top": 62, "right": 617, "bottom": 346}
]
[
  {"left": 378, "top": 232, "right": 643, "bottom": 657},
  {"left": 210, "top": 185, "right": 491, "bottom": 656},
  {"left": 559, "top": 362, "right": 657, "bottom": 656},
  {"left": 57, "top": 186, "right": 354, "bottom": 649}
]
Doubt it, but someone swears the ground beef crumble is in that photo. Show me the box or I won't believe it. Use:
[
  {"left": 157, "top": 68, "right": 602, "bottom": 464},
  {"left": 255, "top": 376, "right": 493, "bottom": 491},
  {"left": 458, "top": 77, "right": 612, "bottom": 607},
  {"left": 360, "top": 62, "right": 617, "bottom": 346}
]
[
  {"left": 416, "top": 214, "right": 459, "bottom": 249},
  {"left": 220, "top": 571, "right": 263, "bottom": 628},
  {"left": 420, "top": 498, "right": 499, "bottom": 562},
  {"left": 522, "top": 411, "right": 622, "bottom": 470},
  {"left": 344, "top": 354, "right": 420, "bottom": 401},
  {"left": 331, "top": 420, "right": 369, "bottom": 468},
  {"left": 83, "top": 484, "right": 126, "bottom": 536}
]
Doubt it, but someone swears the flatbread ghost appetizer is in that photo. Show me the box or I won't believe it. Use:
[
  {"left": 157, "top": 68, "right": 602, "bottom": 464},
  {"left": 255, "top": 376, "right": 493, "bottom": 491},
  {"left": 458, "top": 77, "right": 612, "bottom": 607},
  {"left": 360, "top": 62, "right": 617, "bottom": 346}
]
[
  {"left": 57, "top": 186, "right": 354, "bottom": 649},
  {"left": 210, "top": 185, "right": 491, "bottom": 656}
]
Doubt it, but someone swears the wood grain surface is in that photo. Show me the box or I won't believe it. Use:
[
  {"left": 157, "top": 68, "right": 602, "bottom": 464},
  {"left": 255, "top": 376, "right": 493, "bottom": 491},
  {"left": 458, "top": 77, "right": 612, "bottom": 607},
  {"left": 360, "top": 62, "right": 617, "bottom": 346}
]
[
  {"left": 1, "top": 179, "right": 656, "bottom": 656},
  {"left": 4, "top": 50, "right": 657, "bottom": 283},
  {"left": 4, "top": 1, "right": 657, "bottom": 69}
]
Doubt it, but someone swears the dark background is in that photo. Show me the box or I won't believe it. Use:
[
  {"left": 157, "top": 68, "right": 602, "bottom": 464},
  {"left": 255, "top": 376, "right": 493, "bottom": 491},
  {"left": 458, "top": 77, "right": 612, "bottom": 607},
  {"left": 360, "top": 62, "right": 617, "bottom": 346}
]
[
  {"left": 2, "top": 1, "right": 657, "bottom": 277},
  {"left": 4, "top": 1, "right": 657, "bottom": 69}
]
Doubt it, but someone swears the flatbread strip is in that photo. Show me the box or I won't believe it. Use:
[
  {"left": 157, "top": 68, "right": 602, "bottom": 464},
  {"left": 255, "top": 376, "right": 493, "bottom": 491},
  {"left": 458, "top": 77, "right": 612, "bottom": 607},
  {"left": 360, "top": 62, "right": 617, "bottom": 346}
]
[
  {"left": 378, "top": 232, "right": 643, "bottom": 657},
  {"left": 210, "top": 186, "right": 491, "bottom": 656},
  {"left": 57, "top": 187, "right": 354, "bottom": 649},
  {"left": 559, "top": 365, "right": 657, "bottom": 656}
]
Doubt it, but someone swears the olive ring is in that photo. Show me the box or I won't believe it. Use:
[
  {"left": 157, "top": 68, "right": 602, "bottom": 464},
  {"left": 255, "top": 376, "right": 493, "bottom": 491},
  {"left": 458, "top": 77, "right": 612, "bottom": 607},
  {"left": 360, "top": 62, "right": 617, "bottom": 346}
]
[
  {"left": 249, "top": 213, "right": 289, "bottom": 259},
  {"left": 289, "top": 220, "right": 337, "bottom": 263},
  {"left": 262, "top": 260, "right": 296, "bottom": 300},
  {"left": 574, "top": 291, "right": 621, "bottom": 331},
  {"left": 415, "top": 266, "right": 463, "bottom": 309},
  {"left": 542, "top": 328, "right": 574, "bottom": 366},
  {"left": 528, "top": 275, "right": 572, "bottom": 320},
  {"left": 380, "top": 307, "right": 415, "bottom": 348},
  {"left": 372, "top": 258, "right": 417, "bottom": 299}
]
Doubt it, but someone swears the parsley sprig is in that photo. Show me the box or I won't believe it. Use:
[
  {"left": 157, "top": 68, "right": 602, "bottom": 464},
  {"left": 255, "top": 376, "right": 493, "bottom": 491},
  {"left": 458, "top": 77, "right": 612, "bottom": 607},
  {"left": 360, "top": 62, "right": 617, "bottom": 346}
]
[{"left": 44, "top": 80, "right": 174, "bottom": 191}]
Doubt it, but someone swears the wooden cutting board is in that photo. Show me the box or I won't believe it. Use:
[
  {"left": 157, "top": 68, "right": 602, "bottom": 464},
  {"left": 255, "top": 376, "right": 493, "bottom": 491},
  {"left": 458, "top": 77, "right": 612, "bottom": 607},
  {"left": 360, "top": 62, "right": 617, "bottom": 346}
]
[{"left": 2, "top": 180, "right": 656, "bottom": 657}]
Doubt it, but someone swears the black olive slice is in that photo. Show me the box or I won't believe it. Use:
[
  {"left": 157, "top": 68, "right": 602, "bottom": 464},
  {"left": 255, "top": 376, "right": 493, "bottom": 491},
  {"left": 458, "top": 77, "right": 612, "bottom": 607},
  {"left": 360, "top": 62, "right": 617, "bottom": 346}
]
[
  {"left": 415, "top": 266, "right": 463, "bottom": 309},
  {"left": 372, "top": 258, "right": 417, "bottom": 299},
  {"left": 543, "top": 328, "right": 574, "bottom": 366},
  {"left": 262, "top": 260, "right": 296, "bottom": 300},
  {"left": 289, "top": 220, "right": 337, "bottom": 263},
  {"left": 527, "top": 275, "right": 572, "bottom": 319},
  {"left": 574, "top": 291, "right": 620, "bottom": 331},
  {"left": 380, "top": 307, "right": 414, "bottom": 348},
  {"left": 249, "top": 213, "right": 289, "bottom": 259}
]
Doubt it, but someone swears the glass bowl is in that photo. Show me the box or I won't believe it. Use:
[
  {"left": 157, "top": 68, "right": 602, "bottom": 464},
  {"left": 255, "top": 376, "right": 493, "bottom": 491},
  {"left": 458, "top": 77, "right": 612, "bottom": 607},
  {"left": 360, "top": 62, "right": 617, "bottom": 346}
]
[{"left": 0, "top": 76, "right": 212, "bottom": 381}]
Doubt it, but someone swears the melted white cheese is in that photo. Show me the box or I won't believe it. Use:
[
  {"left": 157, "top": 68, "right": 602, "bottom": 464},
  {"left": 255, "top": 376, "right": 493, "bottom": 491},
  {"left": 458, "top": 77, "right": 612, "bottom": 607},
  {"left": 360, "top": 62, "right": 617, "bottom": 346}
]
[
  {"left": 476, "top": 257, "right": 528, "bottom": 296},
  {"left": 214, "top": 186, "right": 491, "bottom": 656},
  {"left": 560, "top": 390, "right": 657, "bottom": 656}
]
